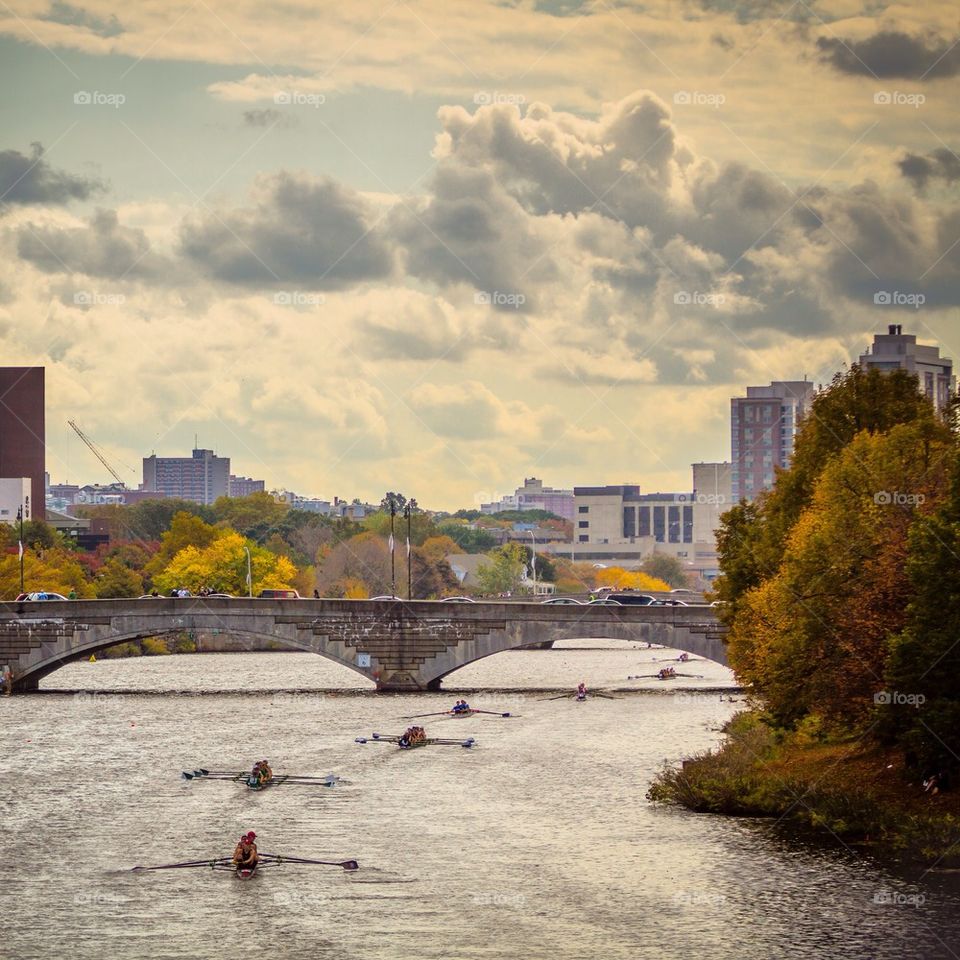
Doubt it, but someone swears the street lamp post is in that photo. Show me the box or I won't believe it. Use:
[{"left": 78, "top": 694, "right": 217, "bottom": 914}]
[
  {"left": 404, "top": 499, "right": 417, "bottom": 599},
  {"left": 17, "top": 505, "right": 24, "bottom": 594},
  {"left": 528, "top": 530, "right": 537, "bottom": 596},
  {"left": 243, "top": 545, "right": 252, "bottom": 598}
]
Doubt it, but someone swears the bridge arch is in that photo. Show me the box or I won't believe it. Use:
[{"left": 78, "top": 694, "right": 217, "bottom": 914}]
[{"left": 0, "top": 598, "right": 726, "bottom": 693}]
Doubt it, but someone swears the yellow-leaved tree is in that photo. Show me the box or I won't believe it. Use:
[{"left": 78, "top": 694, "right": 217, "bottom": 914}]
[
  {"left": 594, "top": 567, "right": 670, "bottom": 592},
  {"left": 0, "top": 549, "right": 95, "bottom": 599},
  {"left": 153, "top": 531, "right": 297, "bottom": 595}
]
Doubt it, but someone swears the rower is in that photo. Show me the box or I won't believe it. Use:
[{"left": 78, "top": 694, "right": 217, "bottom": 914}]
[
  {"left": 678, "top": 653, "right": 690, "bottom": 662},
  {"left": 233, "top": 831, "right": 258, "bottom": 870},
  {"left": 576, "top": 682, "right": 587, "bottom": 699},
  {"left": 259, "top": 760, "right": 273, "bottom": 784}
]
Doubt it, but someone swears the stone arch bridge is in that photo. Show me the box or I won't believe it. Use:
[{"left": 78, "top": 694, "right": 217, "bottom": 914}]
[{"left": 0, "top": 597, "right": 727, "bottom": 693}]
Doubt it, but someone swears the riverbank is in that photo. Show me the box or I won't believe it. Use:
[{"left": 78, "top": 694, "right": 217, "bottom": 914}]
[{"left": 647, "top": 710, "right": 960, "bottom": 863}]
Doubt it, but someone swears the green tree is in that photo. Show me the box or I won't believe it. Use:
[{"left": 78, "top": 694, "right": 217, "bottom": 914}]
[
  {"left": 436, "top": 522, "right": 497, "bottom": 553},
  {"left": 96, "top": 558, "right": 144, "bottom": 598},
  {"left": 212, "top": 492, "right": 289, "bottom": 539},
  {"left": 641, "top": 553, "right": 689, "bottom": 589},
  {"left": 477, "top": 543, "right": 527, "bottom": 595}
]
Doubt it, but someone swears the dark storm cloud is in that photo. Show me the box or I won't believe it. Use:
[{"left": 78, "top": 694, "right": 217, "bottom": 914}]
[
  {"left": 898, "top": 149, "right": 960, "bottom": 191},
  {"left": 17, "top": 209, "right": 164, "bottom": 279},
  {"left": 389, "top": 163, "right": 551, "bottom": 311},
  {"left": 816, "top": 31, "right": 960, "bottom": 80},
  {"left": 41, "top": 1, "right": 123, "bottom": 37},
  {"left": 179, "top": 172, "right": 393, "bottom": 288},
  {"left": 0, "top": 143, "right": 103, "bottom": 207}
]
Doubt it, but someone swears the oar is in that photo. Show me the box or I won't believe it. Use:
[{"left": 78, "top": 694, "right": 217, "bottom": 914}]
[
  {"left": 538, "top": 693, "right": 574, "bottom": 701},
  {"left": 132, "top": 857, "right": 231, "bottom": 872},
  {"left": 183, "top": 771, "right": 245, "bottom": 781},
  {"left": 399, "top": 710, "right": 457, "bottom": 719},
  {"left": 260, "top": 853, "right": 359, "bottom": 870},
  {"left": 467, "top": 710, "right": 512, "bottom": 717},
  {"left": 627, "top": 674, "right": 659, "bottom": 680},
  {"left": 592, "top": 692, "right": 619, "bottom": 700}
]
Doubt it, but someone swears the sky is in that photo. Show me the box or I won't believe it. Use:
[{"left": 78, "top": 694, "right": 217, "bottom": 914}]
[{"left": 1, "top": 0, "right": 958, "bottom": 509}]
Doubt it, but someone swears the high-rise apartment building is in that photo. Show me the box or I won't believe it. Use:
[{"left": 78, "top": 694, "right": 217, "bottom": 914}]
[
  {"left": 142, "top": 448, "right": 230, "bottom": 505},
  {"left": 0, "top": 366, "right": 45, "bottom": 520},
  {"left": 731, "top": 380, "right": 814, "bottom": 502},
  {"left": 858, "top": 325, "right": 955, "bottom": 412}
]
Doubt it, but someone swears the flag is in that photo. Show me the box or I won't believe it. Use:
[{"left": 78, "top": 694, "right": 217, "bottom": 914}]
[
  {"left": 18, "top": 541, "right": 23, "bottom": 560},
  {"left": 388, "top": 533, "right": 394, "bottom": 553},
  {"left": 406, "top": 537, "right": 411, "bottom": 557}
]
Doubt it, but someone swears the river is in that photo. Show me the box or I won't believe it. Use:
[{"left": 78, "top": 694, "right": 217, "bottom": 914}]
[{"left": 3, "top": 640, "right": 958, "bottom": 959}]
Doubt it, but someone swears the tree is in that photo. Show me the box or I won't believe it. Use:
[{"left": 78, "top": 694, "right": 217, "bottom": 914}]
[
  {"left": 476, "top": 544, "right": 527, "bottom": 595},
  {"left": 212, "top": 492, "right": 289, "bottom": 539},
  {"left": 364, "top": 508, "right": 436, "bottom": 546},
  {"left": 726, "top": 422, "right": 953, "bottom": 728},
  {"left": 96, "top": 558, "right": 144, "bottom": 598},
  {"left": 594, "top": 567, "right": 671, "bottom": 592},
  {"left": 436, "top": 522, "right": 497, "bottom": 553},
  {"left": 420, "top": 535, "right": 461, "bottom": 563},
  {"left": 380, "top": 492, "right": 408, "bottom": 513},
  {"left": 315, "top": 532, "right": 391, "bottom": 598},
  {"left": 883, "top": 451, "right": 960, "bottom": 775},
  {"left": 153, "top": 531, "right": 296, "bottom": 595},
  {"left": 144, "top": 512, "right": 222, "bottom": 583},
  {"left": 0, "top": 549, "right": 95, "bottom": 599},
  {"left": 641, "top": 554, "right": 689, "bottom": 588}
]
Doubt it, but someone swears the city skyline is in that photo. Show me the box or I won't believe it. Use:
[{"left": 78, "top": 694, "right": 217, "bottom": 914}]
[{"left": 3, "top": 1, "right": 959, "bottom": 510}]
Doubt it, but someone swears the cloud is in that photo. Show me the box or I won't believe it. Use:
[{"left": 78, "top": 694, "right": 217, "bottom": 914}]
[
  {"left": 816, "top": 31, "right": 960, "bottom": 80},
  {"left": 16, "top": 208, "right": 165, "bottom": 279},
  {"left": 242, "top": 108, "right": 297, "bottom": 129},
  {"left": 40, "top": 1, "right": 123, "bottom": 37},
  {"left": 0, "top": 143, "right": 103, "bottom": 207},
  {"left": 179, "top": 171, "right": 394, "bottom": 289},
  {"left": 898, "top": 148, "right": 960, "bottom": 191}
]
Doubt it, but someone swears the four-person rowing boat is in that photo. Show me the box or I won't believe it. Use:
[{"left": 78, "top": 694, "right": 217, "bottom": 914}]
[{"left": 182, "top": 768, "right": 344, "bottom": 789}]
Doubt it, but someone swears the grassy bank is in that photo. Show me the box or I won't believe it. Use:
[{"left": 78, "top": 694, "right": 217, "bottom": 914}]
[{"left": 647, "top": 711, "right": 960, "bottom": 862}]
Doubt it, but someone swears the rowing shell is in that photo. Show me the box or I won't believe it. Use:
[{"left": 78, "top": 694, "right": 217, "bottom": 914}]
[{"left": 355, "top": 733, "right": 475, "bottom": 749}]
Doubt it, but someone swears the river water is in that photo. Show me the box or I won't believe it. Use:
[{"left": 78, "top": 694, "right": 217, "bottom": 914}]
[{"left": 3, "top": 640, "right": 958, "bottom": 960}]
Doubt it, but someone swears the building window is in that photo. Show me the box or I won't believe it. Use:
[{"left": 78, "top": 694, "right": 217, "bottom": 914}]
[
  {"left": 578, "top": 520, "right": 589, "bottom": 529},
  {"left": 579, "top": 535, "right": 589, "bottom": 543},
  {"left": 638, "top": 506, "right": 650, "bottom": 537},
  {"left": 668, "top": 505, "right": 681, "bottom": 543},
  {"left": 623, "top": 507, "right": 636, "bottom": 538},
  {"left": 653, "top": 506, "right": 665, "bottom": 542},
  {"left": 683, "top": 505, "right": 693, "bottom": 543},
  {"left": 578, "top": 505, "right": 589, "bottom": 513}
]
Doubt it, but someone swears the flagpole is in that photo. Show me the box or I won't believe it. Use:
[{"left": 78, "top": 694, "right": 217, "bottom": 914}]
[
  {"left": 405, "top": 503, "right": 412, "bottom": 599},
  {"left": 389, "top": 498, "right": 396, "bottom": 597}
]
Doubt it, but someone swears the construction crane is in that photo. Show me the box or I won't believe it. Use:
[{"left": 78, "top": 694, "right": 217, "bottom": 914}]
[{"left": 67, "top": 420, "right": 128, "bottom": 488}]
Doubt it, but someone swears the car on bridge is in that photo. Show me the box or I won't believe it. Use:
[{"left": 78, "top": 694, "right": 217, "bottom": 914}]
[
  {"left": 441, "top": 596, "right": 476, "bottom": 603},
  {"left": 585, "top": 598, "right": 621, "bottom": 605},
  {"left": 540, "top": 597, "right": 582, "bottom": 605},
  {"left": 258, "top": 589, "right": 301, "bottom": 599},
  {"left": 15, "top": 591, "right": 68, "bottom": 601},
  {"left": 605, "top": 593, "right": 656, "bottom": 605},
  {"left": 370, "top": 595, "right": 404, "bottom": 601}
]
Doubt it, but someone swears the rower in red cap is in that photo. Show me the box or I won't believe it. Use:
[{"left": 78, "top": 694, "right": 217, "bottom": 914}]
[{"left": 232, "top": 831, "right": 259, "bottom": 872}]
